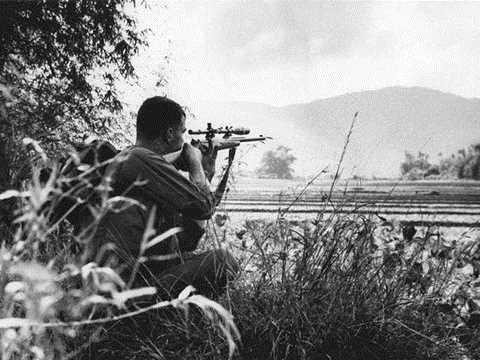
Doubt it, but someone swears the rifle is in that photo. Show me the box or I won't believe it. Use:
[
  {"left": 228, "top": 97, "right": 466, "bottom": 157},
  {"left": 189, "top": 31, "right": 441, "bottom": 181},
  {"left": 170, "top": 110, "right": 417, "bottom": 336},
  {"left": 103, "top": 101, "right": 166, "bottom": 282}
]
[
  {"left": 188, "top": 123, "right": 272, "bottom": 150},
  {"left": 187, "top": 123, "right": 272, "bottom": 206}
]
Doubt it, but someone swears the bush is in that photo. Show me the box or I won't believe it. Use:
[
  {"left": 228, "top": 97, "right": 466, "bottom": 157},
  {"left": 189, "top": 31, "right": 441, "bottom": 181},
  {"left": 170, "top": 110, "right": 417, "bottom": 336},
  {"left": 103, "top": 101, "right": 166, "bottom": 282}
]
[
  {"left": 0, "top": 145, "right": 239, "bottom": 360},
  {"left": 0, "top": 0, "right": 145, "bottom": 240},
  {"left": 221, "top": 214, "right": 480, "bottom": 359},
  {"left": 401, "top": 144, "right": 480, "bottom": 180},
  {"left": 2, "top": 139, "right": 479, "bottom": 359}
]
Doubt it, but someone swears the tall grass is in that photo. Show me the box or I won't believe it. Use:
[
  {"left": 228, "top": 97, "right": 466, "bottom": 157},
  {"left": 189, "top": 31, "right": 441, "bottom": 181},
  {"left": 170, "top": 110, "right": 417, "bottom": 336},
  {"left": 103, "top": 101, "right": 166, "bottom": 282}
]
[
  {"left": 225, "top": 213, "right": 480, "bottom": 359},
  {"left": 0, "top": 141, "right": 239, "bottom": 360},
  {"left": 1, "top": 136, "right": 479, "bottom": 359}
]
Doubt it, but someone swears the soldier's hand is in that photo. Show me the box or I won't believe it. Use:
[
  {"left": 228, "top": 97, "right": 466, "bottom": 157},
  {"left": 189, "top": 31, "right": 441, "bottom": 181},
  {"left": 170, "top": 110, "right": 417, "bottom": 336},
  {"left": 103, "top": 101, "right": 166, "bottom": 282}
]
[
  {"left": 181, "top": 142, "right": 209, "bottom": 190},
  {"left": 199, "top": 139, "right": 218, "bottom": 181},
  {"left": 182, "top": 142, "right": 203, "bottom": 169}
]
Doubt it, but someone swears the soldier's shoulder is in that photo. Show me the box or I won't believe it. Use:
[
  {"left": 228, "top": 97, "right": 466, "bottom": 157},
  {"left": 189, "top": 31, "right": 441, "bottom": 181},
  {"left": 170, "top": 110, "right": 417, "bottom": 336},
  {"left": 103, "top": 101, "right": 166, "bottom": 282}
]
[
  {"left": 121, "top": 146, "right": 167, "bottom": 164},
  {"left": 120, "top": 146, "right": 149, "bottom": 158}
]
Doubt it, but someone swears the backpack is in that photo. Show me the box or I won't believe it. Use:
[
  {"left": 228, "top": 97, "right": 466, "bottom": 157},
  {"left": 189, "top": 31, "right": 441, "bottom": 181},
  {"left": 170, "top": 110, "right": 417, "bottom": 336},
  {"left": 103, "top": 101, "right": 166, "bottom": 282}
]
[{"left": 40, "top": 139, "right": 119, "bottom": 226}]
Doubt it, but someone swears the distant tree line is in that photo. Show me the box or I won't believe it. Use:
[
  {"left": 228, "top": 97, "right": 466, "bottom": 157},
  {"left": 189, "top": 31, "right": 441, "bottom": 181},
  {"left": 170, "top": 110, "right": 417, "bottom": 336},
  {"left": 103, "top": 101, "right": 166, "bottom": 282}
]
[{"left": 400, "top": 143, "right": 480, "bottom": 180}]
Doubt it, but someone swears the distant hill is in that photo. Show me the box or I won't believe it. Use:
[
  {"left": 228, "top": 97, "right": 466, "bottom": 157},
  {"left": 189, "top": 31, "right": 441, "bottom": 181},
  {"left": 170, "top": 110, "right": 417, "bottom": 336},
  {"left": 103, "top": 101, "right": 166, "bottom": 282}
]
[{"left": 189, "top": 87, "right": 480, "bottom": 178}]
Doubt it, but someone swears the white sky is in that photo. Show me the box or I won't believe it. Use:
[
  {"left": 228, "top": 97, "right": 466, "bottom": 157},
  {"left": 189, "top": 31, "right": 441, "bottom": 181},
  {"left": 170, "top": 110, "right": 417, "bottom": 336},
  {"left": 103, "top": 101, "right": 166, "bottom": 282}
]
[{"left": 124, "top": 0, "right": 480, "bottom": 108}]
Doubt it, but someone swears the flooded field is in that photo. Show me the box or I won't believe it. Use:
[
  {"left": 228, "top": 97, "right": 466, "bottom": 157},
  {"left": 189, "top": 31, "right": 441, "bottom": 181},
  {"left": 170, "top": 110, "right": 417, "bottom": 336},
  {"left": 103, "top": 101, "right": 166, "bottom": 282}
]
[{"left": 217, "top": 177, "right": 480, "bottom": 228}]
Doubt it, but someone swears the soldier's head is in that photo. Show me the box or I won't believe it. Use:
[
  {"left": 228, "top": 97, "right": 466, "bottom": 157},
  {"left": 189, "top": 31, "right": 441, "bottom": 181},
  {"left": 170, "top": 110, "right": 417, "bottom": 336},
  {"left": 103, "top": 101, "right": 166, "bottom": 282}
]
[{"left": 136, "top": 96, "right": 186, "bottom": 154}]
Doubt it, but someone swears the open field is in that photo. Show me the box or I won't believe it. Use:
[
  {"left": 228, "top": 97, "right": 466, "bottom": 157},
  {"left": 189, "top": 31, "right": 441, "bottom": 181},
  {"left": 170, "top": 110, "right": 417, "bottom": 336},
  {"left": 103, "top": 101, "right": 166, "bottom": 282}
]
[{"left": 218, "top": 178, "right": 480, "bottom": 228}]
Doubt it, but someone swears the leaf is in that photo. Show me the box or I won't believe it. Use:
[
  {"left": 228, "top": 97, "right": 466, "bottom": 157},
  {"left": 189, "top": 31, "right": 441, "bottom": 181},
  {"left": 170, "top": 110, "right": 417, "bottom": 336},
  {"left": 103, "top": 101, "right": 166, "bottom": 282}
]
[
  {"left": 39, "top": 295, "right": 59, "bottom": 315},
  {"left": 77, "top": 164, "right": 91, "bottom": 171},
  {"left": 177, "top": 285, "right": 195, "bottom": 301},
  {"left": 218, "top": 322, "right": 238, "bottom": 359},
  {"left": 185, "top": 294, "right": 240, "bottom": 359},
  {"left": 94, "top": 267, "right": 126, "bottom": 289},
  {"left": 152, "top": 300, "right": 172, "bottom": 310},
  {"left": 4, "top": 281, "right": 25, "bottom": 294},
  {"left": 81, "top": 262, "right": 97, "bottom": 280},
  {"left": 0, "top": 83, "right": 13, "bottom": 100},
  {"left": 144, "top": 227, "right": 184, "bottom": 250},
  {"left": 13, "top": 212, "right": 34, "bottom": 224},
  {"left": 186, "top": 295, "right": 236, "bottom": 324},
  {"left": 83, "top": 136, "right": 98, "bottom": 145},
  {"left": 133, "top": 179, "right": 148, "bottom": 187},
  {"left": 106, "top": 196, "right": 146, "bottom": 212},
  {"left": 81, "top": 295, "right": 110, "bottom": 307},
  {"left": 0, "top": 318, "right": 34, "bottom": 329},
  {"left": 70, "top": 152, "right": 81, "bottom": 166},
  {"left": 83, "top": 265, "right": 126, "bottom": 293},
  {"left": 112, "top": 287, "right": 157, "bottom": 307},
  {"left": 140, "top": 206, "right": 157, "bottom": 249},
  {"left": 139, "top": 253, "right": 180, "bottom": 263},
  {"left": 10, "top": 262, "right": 55, "bottom": 283},
  {"left": 62, "top": 264, "right": 81, "bottom": 277},
  {"left": 471, "top": 299, "right": 480, "bottom": 309},
  {"left": 422, "top": 260, "right": 430, "bottom": 274},
  {"left": 458, "top": 264, "right": 474, "bottom": 276},
  {"left": 0, "top": 190, "right": 25, "bottom": 201},
  {"left": 22, "top": 137, "right": 47, "bottom": 162}
]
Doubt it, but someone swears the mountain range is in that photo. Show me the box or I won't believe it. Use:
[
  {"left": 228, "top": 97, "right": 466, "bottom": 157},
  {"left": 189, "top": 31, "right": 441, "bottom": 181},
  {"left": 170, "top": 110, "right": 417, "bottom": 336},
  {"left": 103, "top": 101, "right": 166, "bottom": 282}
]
[{"left": 188, "top": 87, "right": 480, "bottom": 178}]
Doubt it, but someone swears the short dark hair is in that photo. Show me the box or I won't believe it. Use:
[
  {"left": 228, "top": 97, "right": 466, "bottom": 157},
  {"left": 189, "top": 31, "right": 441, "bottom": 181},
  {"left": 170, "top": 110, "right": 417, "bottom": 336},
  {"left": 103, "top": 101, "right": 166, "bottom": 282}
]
[{"left": 136, "top": 96, "right": 185, "bottom": 140}]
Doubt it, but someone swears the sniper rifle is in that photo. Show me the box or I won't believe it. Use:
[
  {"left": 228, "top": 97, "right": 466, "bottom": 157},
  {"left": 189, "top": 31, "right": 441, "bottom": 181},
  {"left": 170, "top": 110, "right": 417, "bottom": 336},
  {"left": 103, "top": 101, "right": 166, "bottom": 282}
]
[
  {"left": 188, "top": 123, "right": 272, "bottom": 151},
  {"left": 185, "top": 123, "right": 272, "bottom": 206}
]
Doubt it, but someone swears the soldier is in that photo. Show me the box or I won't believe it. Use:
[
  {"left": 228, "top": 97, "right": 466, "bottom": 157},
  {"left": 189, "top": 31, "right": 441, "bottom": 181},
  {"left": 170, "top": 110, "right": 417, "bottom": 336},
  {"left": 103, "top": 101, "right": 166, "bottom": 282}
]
[{"left": 88, "top": 96, "right": 238, "bottom": 298}]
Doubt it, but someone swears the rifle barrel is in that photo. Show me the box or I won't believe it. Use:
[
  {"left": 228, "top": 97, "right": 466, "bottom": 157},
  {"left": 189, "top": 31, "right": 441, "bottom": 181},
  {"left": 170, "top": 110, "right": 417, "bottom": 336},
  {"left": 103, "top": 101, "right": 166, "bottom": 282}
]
[{"left": 229, "top": 136, "right": 272, "bottom": 142}]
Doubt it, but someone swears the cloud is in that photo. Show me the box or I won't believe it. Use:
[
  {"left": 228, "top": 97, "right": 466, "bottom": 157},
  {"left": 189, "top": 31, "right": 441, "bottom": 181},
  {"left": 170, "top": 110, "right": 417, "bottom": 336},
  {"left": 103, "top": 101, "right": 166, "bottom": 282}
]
[
  {"left": 132, "top": 1, "right": 480, "bottom": 106},
  {"left": 207, "top": 1, "right": 373, "bottom": 68}
]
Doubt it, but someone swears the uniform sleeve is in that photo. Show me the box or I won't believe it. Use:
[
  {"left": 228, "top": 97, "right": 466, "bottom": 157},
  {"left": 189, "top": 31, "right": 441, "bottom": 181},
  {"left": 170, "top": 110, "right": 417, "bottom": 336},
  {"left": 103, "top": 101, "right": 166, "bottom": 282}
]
[{"left": 117, "top": 147, "right": 215, "bottom": 220}]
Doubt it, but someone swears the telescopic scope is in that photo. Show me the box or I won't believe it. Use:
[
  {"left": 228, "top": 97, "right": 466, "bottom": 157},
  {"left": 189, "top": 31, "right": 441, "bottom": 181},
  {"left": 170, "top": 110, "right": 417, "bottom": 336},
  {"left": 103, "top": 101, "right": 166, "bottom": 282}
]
[{"left": 188, "top": 123, "right": 250, "bottom": 137}]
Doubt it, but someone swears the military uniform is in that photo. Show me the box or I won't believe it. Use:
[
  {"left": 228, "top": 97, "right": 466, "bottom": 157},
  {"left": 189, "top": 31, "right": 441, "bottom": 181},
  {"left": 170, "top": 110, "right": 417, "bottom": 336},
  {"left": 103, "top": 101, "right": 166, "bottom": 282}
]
[{"left": 88, "top": 145, "right": 238, "bottom": 298}]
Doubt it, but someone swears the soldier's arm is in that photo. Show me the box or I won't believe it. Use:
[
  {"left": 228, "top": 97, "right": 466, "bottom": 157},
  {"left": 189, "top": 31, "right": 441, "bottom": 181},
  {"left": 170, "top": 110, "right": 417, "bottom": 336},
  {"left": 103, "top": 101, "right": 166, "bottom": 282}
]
[{"left": 121, "top": 147, "right": 215, "bottom": 220}]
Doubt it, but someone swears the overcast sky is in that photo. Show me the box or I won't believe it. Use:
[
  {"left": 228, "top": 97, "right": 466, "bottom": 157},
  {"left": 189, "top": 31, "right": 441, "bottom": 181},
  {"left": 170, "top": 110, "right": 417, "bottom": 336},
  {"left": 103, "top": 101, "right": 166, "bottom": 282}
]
[{"left": 127, "top": 1, "right": 480, "bottom": 107}]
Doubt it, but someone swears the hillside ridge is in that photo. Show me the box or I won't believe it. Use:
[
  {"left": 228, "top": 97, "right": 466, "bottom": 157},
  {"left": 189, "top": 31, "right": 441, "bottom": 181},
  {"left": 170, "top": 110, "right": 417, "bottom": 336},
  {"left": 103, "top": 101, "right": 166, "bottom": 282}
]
[{"left": 191, "top": 87, "right": 480, "bottom": 178}]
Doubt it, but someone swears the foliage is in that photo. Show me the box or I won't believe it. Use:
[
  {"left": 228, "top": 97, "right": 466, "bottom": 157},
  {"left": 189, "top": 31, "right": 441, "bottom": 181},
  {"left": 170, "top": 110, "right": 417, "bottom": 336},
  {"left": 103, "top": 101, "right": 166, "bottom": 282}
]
[
  {"left": 450, "top": 145, "right": 480, "bottom": 180},
  {"left": 221, "top": 215, "right": 480, "bottom": 359},
  {"left": 256, "top": 145, "right": 296, "bottom": 180},
  {"left": 1, "top": 8, "right": 478, "bottom": 355},
  {"left": 0, "top": 2, "right": 243, "bottom": 359},
  {"left": 98, "top": 211, "right": 480, "bottom": 360},
  {"left": 0, "top": 0, "right": 147, "bottom": 239},
  {"left": 2, "top": 137, "right": 480, "bottom": 359},
  {"left": 0, "top": 145, "right": 239, "bottom": 360},
  {"left": 401, "top": 144, "right": 480, "bottom": 180}
]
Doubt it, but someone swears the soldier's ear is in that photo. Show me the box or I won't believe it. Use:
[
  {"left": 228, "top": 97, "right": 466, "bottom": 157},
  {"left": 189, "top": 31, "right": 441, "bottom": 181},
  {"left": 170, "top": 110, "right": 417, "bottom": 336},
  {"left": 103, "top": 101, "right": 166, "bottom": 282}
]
[{"left": 165, "top": 127, "right": 174, "bottom": 144}]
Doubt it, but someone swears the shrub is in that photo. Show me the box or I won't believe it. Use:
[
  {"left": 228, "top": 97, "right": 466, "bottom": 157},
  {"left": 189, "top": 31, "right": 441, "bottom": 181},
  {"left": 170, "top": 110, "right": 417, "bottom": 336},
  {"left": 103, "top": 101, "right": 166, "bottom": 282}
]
[
  {"left": 222, "top": 214, "right": 480, "bottom": 359},
  {"left": 0, "top": 144, "right": 239, "bottom": 360},
  {"left": 0, "top": 0, "right": 145, "bottom": 240},
  {"left": 2, "top": 136, "right": 479, "bottom": 359},
  {"left": 401, "top": 144, "right": 480, "bottom": 180}
]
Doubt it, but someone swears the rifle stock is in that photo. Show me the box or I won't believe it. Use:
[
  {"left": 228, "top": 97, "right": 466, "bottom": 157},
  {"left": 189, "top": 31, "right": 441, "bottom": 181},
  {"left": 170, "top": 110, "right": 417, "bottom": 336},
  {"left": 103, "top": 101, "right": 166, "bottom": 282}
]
[{"left": 195, "top": 135, "right": 272, "bottom": 151}]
